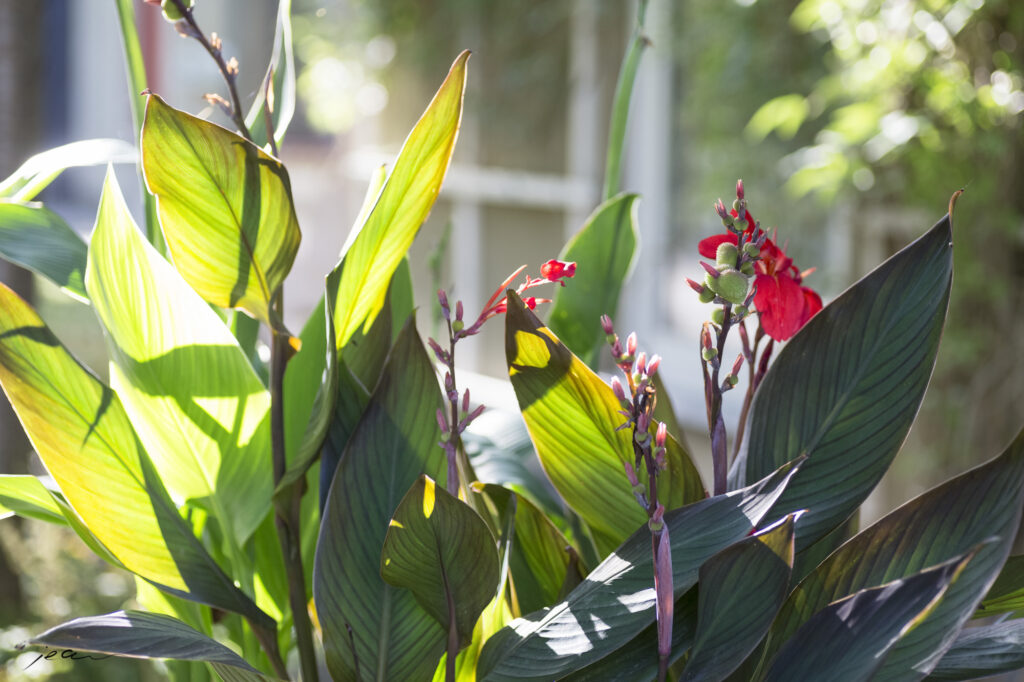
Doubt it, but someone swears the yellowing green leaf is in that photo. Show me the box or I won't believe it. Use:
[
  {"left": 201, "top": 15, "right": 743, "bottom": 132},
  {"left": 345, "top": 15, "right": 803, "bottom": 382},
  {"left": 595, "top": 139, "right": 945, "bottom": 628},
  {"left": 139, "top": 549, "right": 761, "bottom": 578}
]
[
  {"left": 87, "top": 170, "right": 272, "bottom": 545},
  {"left": 331, "top": 51, "right": 468, "bottom": 352},
  {"left": 141, "top": 94, "right": 301, "bottom": 328}
]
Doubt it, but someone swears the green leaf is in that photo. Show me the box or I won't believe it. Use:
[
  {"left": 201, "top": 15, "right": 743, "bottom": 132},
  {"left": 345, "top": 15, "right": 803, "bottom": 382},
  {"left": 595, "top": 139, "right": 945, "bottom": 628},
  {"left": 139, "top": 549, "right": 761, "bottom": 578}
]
[
  {"left": 0, "top": 200, "right": 88, "bottom": 301},
  {"left": 477, "top": 457, "right": 802, "bottom": 681},
  {"left": 504, "top": 291, "right": 704, "bottom": 555},
  {"left": 976, "top": 555, "right": 1024, "bottom": 617},
  {"left": 330, "top": 51, "right": 468, "bottom": 352},
  {"left": 30, "top": 610, "right": 275, "bottom": 682},
  {"left": 243, "top": 0, "right": 296, "bottom": 152},
  {"left": 547, "top": 194, "right": 638, "bottom": 366},
  {"left": 382, "top": 475, "right": 500, "bottom": 648},
  {"left": 762, "top": 427, "right": 1024, "bottom": 680},
  {"left": 86, "top": 170, "right": 272, "bottom": 545},
  {"left": 0, "top": 475, "right": 66, "bottom": 524},
  {"left": 476, "top": 483, "right": 584, "bottom": 615},
  {"left": 0, "top": 139, "right": 136, "bottom": 201},
  {"left": 313, "top": 319, "right": 448, "bottom": 682},
  {"left": 927, "top": 620, "right": 1024, "bottom": 680},
  {"left": 681, "top": 514, "right": 797, "bottom": 682},
  {"left": 734, "top": 214, "right": 954, "bottom": 551},
  {"left": 762, "top": 551, "right": 978, "bottom": 682},
  {"left": 0, "top": 283, "right": 274, "bottom": 629},
  {"left": 141, "top": 94, "right": 301, "bottom": 329}
]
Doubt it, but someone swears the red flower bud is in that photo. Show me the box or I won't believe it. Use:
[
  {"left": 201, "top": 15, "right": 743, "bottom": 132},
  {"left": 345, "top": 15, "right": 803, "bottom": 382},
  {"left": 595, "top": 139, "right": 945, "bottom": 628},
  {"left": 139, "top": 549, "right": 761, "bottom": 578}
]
[
  {"left": 736, "top": 178, "right": 745, "bottom": 200},
  {"left": 539, "top": 259, "right": 577, "bottom": 285},
  {"left": 600, "top": 314, "right": 615, "bottom": 335}
]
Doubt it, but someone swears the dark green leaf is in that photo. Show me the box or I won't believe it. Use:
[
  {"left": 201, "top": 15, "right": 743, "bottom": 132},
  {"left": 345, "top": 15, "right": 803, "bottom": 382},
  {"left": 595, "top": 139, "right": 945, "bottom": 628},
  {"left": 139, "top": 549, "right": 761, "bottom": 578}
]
[
  {"left": 382, "top": 475, "right": 500, "bottom": 647},
  {"left": 141, "top": 94, "right": 301, "bottom": 329},
  {"left": 30, "top": 610, "right": 274, "bottom": 681},
  {"left": 313, "top": 320, "right": 448, "bottom": 682},
  {"left": 0, "top": 200, "right": 87, "bottom": 301},
  {"left": 547, "top": 194, "right": 638, "bottom": 366},
  {"left": 927, "top": 620, "right": 1024, "bottom": 680},
  {"left": 763, "top": 427, "right": 1024, "bottom": 680},
  {"left": 734, "top": 214, "right": 953, "bottom": 551},
  {"left": 477, "top": 457, "right": 802, "bottom": 681},
  {"left": 681, "top": 514, "right": 797, "bottom": 682},
  {"left": 763, "top": 551, "right": 978, "bottom": 682},
  {"left": 505, "top": 291, "right": 704, "bottom": 555}
]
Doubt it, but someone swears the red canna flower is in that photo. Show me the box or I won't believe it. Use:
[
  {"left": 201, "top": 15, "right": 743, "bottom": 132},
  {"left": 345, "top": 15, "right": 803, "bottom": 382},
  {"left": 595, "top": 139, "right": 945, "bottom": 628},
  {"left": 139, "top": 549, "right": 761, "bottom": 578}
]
[
  {"left": 752, "top": 238, "right": 822, "bottom": 341},
  {"left": 697, "top": 208, "right": 758, "bottom": 260},
  {"left": 539, "top": 259, "right": 577, "bottom": 286}
]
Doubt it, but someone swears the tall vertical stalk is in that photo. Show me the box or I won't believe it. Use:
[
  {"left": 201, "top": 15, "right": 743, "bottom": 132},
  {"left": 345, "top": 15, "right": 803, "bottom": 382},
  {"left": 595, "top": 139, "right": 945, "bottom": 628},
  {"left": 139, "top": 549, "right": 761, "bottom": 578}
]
[{"left": 603, "top": 0, "right": 650, "bottom": 200}]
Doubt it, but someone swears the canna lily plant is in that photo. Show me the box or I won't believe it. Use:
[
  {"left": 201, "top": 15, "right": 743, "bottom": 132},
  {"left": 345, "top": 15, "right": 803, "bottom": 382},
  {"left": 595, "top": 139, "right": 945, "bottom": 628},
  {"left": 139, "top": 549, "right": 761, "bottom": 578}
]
[{"left": 0, "top": 2, "right": 1023, "bottom": 681}]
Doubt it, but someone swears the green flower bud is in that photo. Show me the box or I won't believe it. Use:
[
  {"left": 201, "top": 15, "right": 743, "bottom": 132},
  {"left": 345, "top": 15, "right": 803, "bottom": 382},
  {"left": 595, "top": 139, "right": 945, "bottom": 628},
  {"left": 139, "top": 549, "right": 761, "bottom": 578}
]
[
  {"left": 715, "top": 243, "right": 739, "bottom": 267},
  {"left": 711, "top": 308, "right": 726, "bottom": 326},
  {"left": 451, "top": 319, "right": 464, "bottom": 333},
  {"left": 161, "top": 0, "right": 194, "bottom": 21},
  {"left": 727, "top": 374, "right": 739, "bottom": 386},
  {"left": 702, "top": 347, "right": 718, "bottom": 362},
  {"left": 711, "top": 269, "right": 749, "bottom": 305},
  {"left": 740, "top": 261, "right": 755, "bottom": 276},
  {"left": 698, "top": 287, "right": 716, "bottom": 303},
  {"left": 733, "top": 305, "right": 748, "bottom": 319},
  {"left": 743, "top": 242, "right": 761, "bottom": 258}
]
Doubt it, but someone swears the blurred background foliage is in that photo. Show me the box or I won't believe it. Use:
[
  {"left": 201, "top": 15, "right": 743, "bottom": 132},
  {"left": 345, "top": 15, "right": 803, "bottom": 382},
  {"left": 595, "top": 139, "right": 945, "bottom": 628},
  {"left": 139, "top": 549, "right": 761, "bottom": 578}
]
[{"left": 0, "top": 0, "right": 1021, "bottom": 678}]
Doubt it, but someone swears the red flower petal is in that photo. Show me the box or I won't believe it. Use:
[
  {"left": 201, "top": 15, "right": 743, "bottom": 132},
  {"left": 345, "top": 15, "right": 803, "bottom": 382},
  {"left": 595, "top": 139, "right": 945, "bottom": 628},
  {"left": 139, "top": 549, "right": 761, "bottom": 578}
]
[
  {"left": 698, "top": 233, "right": 737, "bottom": 260},
  {"left": 753, "top": 272, "right": 806, "bottom": 341}
]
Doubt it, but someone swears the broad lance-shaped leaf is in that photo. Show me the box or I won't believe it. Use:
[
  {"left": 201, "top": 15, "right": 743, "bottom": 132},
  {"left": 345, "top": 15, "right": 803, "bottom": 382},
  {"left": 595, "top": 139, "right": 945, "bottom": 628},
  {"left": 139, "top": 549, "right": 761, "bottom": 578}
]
[
  {"left": 476, "top": 457, "right": 803, "bottom": 681},
  {"left": 313, "top": 319, "right": 448, "bottom": 682},
  {"left": 505, "top": 291, "right": 704, "bottom": 555},
  {"left": 0, "top": 200, "right": 88, "bottom": 301},
  {"left": 0, "top": 283, "right": 274, "bottom": 630},
  {"left": 331, "top": 51, "right": 468, "bottom": 352},
  {"left": 0, "top": 138, "right": 136, "bottom": 200},
  {"left": 87, "top": 170, "right": 271, "bottom": 545},
  {"left": 243, "top": 0, "right": 295, "bottom": 152},
  {"left": 681, "top": 514, "right": 797, "bottom": 682},
  {"left": 762, "top": 426, "right": 1024, "bottom": 680},
  {"left": 927, "top": 620, "right": 1024, "bottom": 680},
  {"left": 31, "top": 611, "right": 274, "bottom": 682},
  {"left": 141, "top": 93, "right": 301, "bottom": 330},
  {"left": 733, "top": 213, "right": 954, "bottom": 551},
  {"left": 0, "top": 475, "right": 65, "bottom": 524},
  {"left": 547, "top": 193, "right": 638, "bottom": 367},
  {"left": 763, "top": 550, "right": 980, "bottom": 682},
  {"left": 382, "top": 475, "right": 500, "bottom": 649}
]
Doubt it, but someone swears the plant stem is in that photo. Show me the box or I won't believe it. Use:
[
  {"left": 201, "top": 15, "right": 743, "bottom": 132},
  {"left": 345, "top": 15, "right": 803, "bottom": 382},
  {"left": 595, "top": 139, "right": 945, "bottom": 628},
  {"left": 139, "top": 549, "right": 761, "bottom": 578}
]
[
  {"left": 603, "top": 0, "right": 650, "bottom": 200},
  {"left": 271, "top": 292, "right": 319, "bottom": 682},
  {"left": 113, "top": 0, "right": 164, "bottom": 251},
  {"left": 708, "top": 306, "right": 733, "bottom": 495},
  {"left": 248, "top": 616, "right": 290, "bottom": 680},
  {"left": 169, "top": 0, "right": 253, "bottom": 140}
]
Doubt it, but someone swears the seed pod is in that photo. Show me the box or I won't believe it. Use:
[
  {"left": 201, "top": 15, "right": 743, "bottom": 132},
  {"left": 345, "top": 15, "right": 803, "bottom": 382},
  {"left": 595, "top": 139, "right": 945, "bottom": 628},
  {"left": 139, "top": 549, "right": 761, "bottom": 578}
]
[
  {"left": 161, "top": 0, "right": 194, "bottom": 21},
  {"left": 716, "top": 242, "right": 739, "bottom": 267},
  {"left": 710, "top": 269, "right": 749, "bottom": 305},
  {"left": 711, "top": 308, "right": 726, "bottom": 326}
]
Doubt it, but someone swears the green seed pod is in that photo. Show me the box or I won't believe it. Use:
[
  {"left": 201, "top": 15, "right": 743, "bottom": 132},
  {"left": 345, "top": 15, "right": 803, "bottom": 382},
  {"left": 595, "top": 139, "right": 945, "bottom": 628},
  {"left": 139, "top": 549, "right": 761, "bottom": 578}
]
[
  {"left": 716, "top": 242, "right": 739, "bottom": 267},
  {"left": 701, "top": 347, "right": 718, "bottom": 362},
  {"left": 161, "top": 0, "right": 194, "bottom": 21},
  {"left": 740, "top": 261, "right": 755, "bottom": 276},
  {"left": 733, "top": 305, "right": 748, "bottom": 319},
  {"left": 698, "top": 287, "right": 716, "bottom": 303},
  {"left": 451, "top": 319, "right": 465, "bottom": 333},
  {"left": 712, "top": 269, "right": 749, "bottom": 305},
  {"left": 743, "top": 242, "right": 761, "bottom": 257},
  {"left": 711, "top": 308, "right": 726, "bottom": 326},
  {"left": 727, "top": 374, "right": 739, "bottom": 386}
]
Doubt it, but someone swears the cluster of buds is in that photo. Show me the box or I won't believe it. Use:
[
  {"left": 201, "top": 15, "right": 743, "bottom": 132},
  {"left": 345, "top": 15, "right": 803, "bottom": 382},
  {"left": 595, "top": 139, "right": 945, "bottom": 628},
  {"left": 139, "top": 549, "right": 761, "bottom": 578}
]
[
  {"left": 602, "top": 315, "right": 667, "bottom": 516},
  {"left": 687, "top": 180, "right": 766, "bottom": 319},
  {"left": 435, "top": 386, "right": 485, "bottom": 450}
]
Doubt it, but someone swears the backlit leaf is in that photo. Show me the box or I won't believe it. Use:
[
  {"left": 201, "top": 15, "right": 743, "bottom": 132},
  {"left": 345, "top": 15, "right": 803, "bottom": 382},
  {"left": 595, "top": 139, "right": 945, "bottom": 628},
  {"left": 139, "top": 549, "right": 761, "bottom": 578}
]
[{"left": 0, "top": 200, "right": 87, "bottom": 301}]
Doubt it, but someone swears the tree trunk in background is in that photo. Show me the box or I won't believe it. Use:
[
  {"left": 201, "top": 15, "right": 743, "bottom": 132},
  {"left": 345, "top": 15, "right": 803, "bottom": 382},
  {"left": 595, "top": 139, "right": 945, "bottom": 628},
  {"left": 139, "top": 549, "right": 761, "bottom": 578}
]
[{"left": 0, "top": 0, "right": 45, "bottom": 625}]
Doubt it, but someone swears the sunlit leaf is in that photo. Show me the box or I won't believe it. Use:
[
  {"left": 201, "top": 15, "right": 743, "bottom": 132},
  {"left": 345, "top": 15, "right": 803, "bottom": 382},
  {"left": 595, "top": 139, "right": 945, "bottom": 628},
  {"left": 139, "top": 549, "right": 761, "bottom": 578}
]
[
  {"left": 87, "top": 170, "right": 272, "bottom": 545},
  {"left": 0, "top": 283, "right": 273, "bottom": 629},
  {"left": 0, "top": 139, "right": 135, "bottom": 201},
  {"left": 928, "top": 620, "right": 1024, "bottom": 680},
  {"left": 505, "top": 291, "right": 704, "bottom": 555},
  {"left": 330, "top": 51, "right": 468, "bottom": 352},
  {"left": 0, "top": 475, "right": 65, "bottom": 524},
  {"left": 141, "top": 94, "right": 301, "bottom": 329},
  {"left": 244, "top": 0, "right": 296, "bottom": 152}
]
